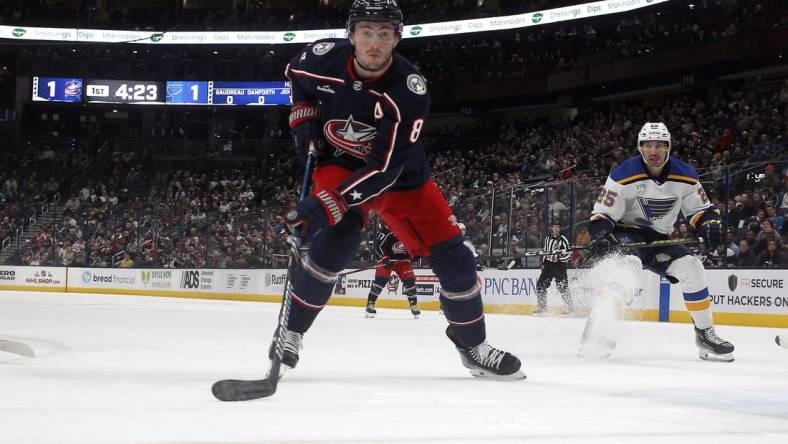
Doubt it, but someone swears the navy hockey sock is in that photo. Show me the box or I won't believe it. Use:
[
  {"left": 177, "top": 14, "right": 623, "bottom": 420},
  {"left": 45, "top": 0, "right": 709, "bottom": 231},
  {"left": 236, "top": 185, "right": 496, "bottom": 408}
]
[
  {"left": 366, "top": 276, "right": 387, "bottom": 305},
  {"left": 287, "top": 212, "right": 363, "bottom": 333},
  {"left": 441, "top": 295, "right": 486, "bottom": 348},
  {"left": 287, "top": 256, "right": 336, "bottom": 333}
]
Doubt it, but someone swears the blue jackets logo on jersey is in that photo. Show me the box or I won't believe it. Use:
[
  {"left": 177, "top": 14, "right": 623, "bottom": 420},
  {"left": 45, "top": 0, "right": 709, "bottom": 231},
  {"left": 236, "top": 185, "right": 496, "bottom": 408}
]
[
  {"left": 324, "top": 115, "right": 376, "bottom": 159},
  {"left": 636, "top": 197, "right": 677, "bottom": 224}
]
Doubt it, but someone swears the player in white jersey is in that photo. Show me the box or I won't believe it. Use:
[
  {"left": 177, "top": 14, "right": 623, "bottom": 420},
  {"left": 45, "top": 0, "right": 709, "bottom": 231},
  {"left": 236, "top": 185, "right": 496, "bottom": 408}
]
[{"left": 583, "top": 122, "right": 734, "bottom": 362}]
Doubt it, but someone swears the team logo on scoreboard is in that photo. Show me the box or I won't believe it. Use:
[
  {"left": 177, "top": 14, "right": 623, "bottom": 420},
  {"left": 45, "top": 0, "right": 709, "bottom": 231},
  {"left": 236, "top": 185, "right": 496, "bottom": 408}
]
[
  {"left": 312, "top": 42, "right": 335, "bottom": 55},
  {"left": 64, "top": 80, "right": 82, "bottom": 98},
  {"left": 324, "top": 115, "right": 376, "bottom": 160}
]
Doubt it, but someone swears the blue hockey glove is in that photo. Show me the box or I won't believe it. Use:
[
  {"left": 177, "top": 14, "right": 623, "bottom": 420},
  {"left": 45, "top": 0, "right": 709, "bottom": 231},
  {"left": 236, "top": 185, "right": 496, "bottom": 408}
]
[
  {"left": 698, "top": 219, "right": 723, "bottom": 250},
  {"left": 285, "top": 186, "right": 347, "bottom": 242}
]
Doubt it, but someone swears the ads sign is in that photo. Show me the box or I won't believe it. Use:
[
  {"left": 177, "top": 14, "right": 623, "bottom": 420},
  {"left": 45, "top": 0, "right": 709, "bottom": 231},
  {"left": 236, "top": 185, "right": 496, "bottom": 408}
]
[{"left": 671, "top": 269, "right": 788, "bottom": 315}]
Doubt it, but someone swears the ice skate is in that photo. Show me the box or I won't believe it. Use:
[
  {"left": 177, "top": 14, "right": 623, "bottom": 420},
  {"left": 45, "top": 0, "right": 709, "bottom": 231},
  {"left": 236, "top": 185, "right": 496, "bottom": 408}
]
[
  {"left": 532, "top": 305, "right": 547, "bottom": 316},
  {"left": 446, "top": 327, "right": 525, "bottom": 380},
  {"left": 267, "top": 328, "right": 303, "bottom": 377},
  {"left": 408, "top": 298, "right": 421, "bottom": 319},
  {"left": 365, "top": 302, "right": 376, "bottom": 318},
  {"left": 695, "top": 326, "right": 734, "bottom": 362},
  {"left": 561, "top": 305, "right": 575, "bottom": 317}
]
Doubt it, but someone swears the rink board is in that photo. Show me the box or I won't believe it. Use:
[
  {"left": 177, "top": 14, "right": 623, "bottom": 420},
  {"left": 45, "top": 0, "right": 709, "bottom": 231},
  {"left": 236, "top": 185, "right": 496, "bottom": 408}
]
[
  {"left": 669, "top": 269, "right": 788, "bottom": 327},
  {"left": 0, "top": 265, "right": 786, "bottom": 327}
]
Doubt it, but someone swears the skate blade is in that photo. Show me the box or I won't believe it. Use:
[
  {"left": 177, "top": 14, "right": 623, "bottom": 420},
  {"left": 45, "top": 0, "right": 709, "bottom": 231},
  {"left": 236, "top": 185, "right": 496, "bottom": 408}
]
[
  {"left": 698, "top": 351, "right": 734, "bottom": 362},
  {"left": 411, "top": 312, "right": 420, "bottom": 319},
  {"left": 469, "top": 368, "right": 527, "bottom": 380},
  {"left": 365, "top": 312, "right": 375, "bottom": 318}
]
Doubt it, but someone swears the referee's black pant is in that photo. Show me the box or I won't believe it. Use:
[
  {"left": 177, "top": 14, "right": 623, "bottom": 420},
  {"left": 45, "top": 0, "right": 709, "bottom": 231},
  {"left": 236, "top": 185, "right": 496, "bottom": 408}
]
[{"left": 536, "top": 261, "right": 573, "bottom": 309}]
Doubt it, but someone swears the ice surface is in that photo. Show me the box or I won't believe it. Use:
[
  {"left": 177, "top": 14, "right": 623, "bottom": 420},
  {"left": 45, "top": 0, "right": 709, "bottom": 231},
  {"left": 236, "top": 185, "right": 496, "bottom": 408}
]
[{"left": 2, "top": 291, "right": 788, "bottom": 443}]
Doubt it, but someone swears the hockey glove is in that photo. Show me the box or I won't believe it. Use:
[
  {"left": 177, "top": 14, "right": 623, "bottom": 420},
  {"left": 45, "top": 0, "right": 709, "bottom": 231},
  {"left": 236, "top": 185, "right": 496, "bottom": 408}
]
[
  {"left": 698, "top": 219, "right": 723, "bottom": 250},
  {"left": 587, "top": 232, "right": 619, "bottom": 257},
  {"left": 285, "top": 186, "right": 347, "bottom": 242},
  {"left": 290, "top": 103, "right": 326, "bottom": 164}
]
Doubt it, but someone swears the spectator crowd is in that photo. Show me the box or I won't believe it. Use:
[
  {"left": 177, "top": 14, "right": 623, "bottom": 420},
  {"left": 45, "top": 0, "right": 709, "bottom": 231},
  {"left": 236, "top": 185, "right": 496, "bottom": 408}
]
[{"left": 3, "top": 79, "right": 786, "bottom": 269}]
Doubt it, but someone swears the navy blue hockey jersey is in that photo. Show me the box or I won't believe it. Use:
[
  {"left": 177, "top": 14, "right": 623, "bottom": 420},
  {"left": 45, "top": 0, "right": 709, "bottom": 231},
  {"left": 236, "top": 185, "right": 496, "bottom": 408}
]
[
  {"left": 285, "top": 38, "right": 432, "bottom": 207},
  {"left": 375, "top": 225, "right": 410, "bottom": 262}
]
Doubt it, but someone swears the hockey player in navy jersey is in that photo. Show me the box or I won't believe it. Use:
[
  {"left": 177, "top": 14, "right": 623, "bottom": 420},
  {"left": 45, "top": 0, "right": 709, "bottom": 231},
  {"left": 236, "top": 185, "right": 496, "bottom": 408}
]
[
  {"left": 365, "top": 222, "right": 420, "bottom": 318},
  {"left": 278, "top": 0, "right": 523, "bottom": 379},
  {"left": 583, "top": 122, "right": 735, "bottom": 362}
]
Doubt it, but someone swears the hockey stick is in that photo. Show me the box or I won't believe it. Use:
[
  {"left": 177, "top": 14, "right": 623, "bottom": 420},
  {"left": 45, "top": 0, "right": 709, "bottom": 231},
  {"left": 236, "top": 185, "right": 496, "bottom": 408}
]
[
  {"left": 0, "top": 339, "right": 35, "bottom": 358},
  {"left": 211, "top": 151, "right": 316, "bottom": 402},
  {"left": 338, "top": 259, "right": 408, "bottom": 278},
  {"left": 479, "top": 238, "right": 699, "bottom": 261},
  {"left": 776, "top": 335, "right": 788, "bottom": 349}
]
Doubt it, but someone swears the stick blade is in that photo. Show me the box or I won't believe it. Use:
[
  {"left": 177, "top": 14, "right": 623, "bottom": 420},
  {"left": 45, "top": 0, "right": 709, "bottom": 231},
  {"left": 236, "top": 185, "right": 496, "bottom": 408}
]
[
  {"left": 212, "top": 378, "right": 278, "bottom": 401},
  {"left": 0, "top": 340, "right": 35, "bottom": 358},
  {"left": 777, "top": 335, "right": 788, "bottom": 348}
]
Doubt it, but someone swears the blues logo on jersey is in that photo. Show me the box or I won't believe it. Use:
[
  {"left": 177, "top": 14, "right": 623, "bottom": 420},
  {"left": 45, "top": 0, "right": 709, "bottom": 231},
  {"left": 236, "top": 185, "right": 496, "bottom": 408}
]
[{"left": 636, "top": 197, "right": 678, "bottom": 225}]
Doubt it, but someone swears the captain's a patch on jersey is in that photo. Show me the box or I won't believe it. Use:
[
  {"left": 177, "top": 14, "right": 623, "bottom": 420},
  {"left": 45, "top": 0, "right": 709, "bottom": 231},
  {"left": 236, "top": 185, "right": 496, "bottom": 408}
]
[{"left": 406, "top": 74, "right": 427, "bottom": 95}]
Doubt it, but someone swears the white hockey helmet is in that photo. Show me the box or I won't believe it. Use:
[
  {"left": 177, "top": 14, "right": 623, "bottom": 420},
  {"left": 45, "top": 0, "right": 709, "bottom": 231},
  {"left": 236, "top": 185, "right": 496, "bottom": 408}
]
[{"left": 637, "top": 122, "right": 671, "bottom": 168}]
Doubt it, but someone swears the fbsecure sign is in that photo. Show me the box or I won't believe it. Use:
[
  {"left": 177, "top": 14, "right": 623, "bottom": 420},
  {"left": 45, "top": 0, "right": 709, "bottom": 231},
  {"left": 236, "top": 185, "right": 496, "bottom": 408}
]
[
  {"left": 671, "top": 270, "right": 788, "bottom": 317},
  {"left": 0, "top": 0, "right": 670, "bottom": 44}
]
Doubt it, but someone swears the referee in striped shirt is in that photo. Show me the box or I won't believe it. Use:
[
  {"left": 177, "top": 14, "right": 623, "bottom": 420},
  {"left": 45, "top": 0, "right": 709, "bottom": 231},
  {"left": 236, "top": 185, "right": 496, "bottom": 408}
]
[{"left": 533, "top": 218, "right": 574, "bottom": 316}]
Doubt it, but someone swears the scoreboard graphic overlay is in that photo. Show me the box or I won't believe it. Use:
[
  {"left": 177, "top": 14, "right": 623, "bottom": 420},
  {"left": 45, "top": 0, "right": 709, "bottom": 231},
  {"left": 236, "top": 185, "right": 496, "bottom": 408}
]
[
  {"left": 31, "top": 77, "right": 291, "bottom": 107},
  {"left": 84, "top": 79, "right": 165, "bottom": 104}
]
